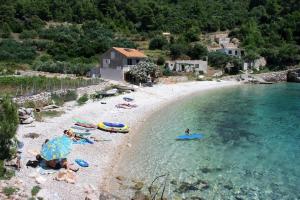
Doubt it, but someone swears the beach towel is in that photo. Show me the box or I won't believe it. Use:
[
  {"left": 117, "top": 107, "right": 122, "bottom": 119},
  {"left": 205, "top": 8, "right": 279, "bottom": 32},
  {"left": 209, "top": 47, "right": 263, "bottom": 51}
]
[
  {"left": 74, "top": 132, "right": 92, "bottom": 136},
  {"left": 75, "top": 122, "right": 97, "bottom": 129},
  {"left": 73, "top": 138, "right": 94, "bottom": 145},
  {"left": 71, "top": 126, "right": 93, "bottom": 131},
  {"left": 37, "top": 166, "right": 57, "bottom": 175}
]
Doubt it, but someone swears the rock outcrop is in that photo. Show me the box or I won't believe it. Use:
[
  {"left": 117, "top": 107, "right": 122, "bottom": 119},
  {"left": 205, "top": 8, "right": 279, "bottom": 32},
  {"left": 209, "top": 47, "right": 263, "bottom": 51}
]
[
  {"left": 18, "top": 107, "right": 35, "bottom": 124},
  {"left": 287, "top": 69, "right": 300, "bottom": 83}
]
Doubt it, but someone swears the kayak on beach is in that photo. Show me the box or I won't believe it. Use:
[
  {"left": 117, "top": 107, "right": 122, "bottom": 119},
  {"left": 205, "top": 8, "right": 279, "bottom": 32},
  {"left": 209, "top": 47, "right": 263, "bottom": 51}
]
[
  {"left": 98, "top": 122, "right": 129, "bottom": 133},
  {"left": 176, "top": 133, "right": 204, "bottom": 140}
]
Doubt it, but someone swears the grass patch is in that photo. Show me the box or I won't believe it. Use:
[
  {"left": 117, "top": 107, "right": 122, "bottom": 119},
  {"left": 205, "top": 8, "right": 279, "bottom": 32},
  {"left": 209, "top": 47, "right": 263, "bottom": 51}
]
[
  {"left": 51, "top": 90, "right": 78, "bottom": 106},
  {"left": 144, "top": 49, "right": 170, "bottom": 61},
  {"left": 77, "top": 94, "right": 89, "bottom": 105},
  {"left": 2, "top": 186, "right": 18, "bottom": 197},
  {"left": 35, "top": 110, "right": 65, "bottom": 121},
  {"left": 0, "top": 160, "right": 15, "bottom": 180},
  {"left": 31, "top": 185, "right": 41, "bottom": 196},
  {"left": 0, "top": 76, "right": 102, "bottom": 96}
]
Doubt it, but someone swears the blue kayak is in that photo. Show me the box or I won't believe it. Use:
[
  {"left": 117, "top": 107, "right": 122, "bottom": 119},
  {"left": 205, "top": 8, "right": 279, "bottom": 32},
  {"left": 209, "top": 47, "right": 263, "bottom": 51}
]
[{"left": 176, "top": 133, "right": 204, "bottom": 140}]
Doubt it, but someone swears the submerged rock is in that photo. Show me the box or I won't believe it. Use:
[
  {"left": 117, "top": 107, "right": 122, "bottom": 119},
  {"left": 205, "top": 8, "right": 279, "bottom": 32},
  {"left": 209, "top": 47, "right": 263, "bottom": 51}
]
[
  {"left": 131, "top": 182, "right": 144, "bottom": 190},
  {"left": 115, "top": 176, "right": 126, "bottom": 181},
  {"left": 132, "top": 191, "right": 150, "bottom": 200},
  {"left": 175, "top": 182, "right": 199, "bottom": 193}
]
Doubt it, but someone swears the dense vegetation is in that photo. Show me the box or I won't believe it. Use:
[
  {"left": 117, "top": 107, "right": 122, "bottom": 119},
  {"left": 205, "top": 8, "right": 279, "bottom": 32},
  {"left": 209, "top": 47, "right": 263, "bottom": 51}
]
[
  {"left": 0, "top": 96, "right": 18, "bottom": 179},
  {"left": 0, "top": 0, "right": 299, "bottom": 72}
]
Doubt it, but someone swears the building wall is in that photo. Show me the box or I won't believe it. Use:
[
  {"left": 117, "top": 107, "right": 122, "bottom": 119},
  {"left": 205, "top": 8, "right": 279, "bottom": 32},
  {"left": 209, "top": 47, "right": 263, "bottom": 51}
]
[
  {"left": 218, "top": 48, "right": 244, "bottom": 58},
  {"left": 100, "top": 67, "right": 124, "bottom": 81},
  {"left": 95, "top": 48, "right": 146, "bottom": 80},
  {"left": 166, "top": 60, "right": 208, "bottom": 73}
]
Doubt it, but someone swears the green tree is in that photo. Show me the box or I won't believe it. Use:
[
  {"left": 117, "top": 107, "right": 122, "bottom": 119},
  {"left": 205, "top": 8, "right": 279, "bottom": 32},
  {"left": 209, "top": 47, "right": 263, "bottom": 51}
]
[
  {"left": 0, "top": 23, "right": 12, "bottom": 38},
  {"left": 187, "top": 44, "right": 208, "bottom": 60},
  {"left": 149, "top": 36, "right": 168, "bottom": 50},
  {"left": 0, "top": 96, "right": 18, "bottom": 160},
  {"left": 170, "top": 43, "right": 187, "bottom": 60}
]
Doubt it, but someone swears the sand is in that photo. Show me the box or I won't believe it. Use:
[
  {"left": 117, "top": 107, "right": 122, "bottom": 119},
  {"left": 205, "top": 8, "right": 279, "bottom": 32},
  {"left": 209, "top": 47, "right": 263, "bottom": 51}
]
[{"left": 16, "top": 80, "right": 239, "bottom": 200}]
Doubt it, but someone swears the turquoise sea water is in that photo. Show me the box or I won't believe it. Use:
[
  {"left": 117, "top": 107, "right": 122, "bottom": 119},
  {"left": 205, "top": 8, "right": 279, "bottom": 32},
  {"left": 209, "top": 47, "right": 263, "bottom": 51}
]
[{"left": 110, "top": 83, "right": 300, "bottom": 199}]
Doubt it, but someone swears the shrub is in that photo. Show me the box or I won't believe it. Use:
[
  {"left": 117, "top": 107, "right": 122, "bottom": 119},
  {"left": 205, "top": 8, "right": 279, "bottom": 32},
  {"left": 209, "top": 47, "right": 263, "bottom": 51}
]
[
  {"left": 184, "top": 28, "right": 199, "bottom": 42},
  {"left": 32, "top": 60, "right": 93, "bottom": 76},
  {"left": 0, "top": 23, "right": 12, "bottom": 38},
  {"left": 51, "top": 90, "right": 78, "bottom": 106},
  {"left": 126, "top": 61, "right": 159, "bottom": 83},
  {"left": 31, "top": 185, "right": 41, "bottom": 196},
  {"left": 19, "top": 30, "right": 38, "bottom": 39},
  {"left": 187, "top": 44, "right": 208, "bottom": 60},
  {"left": 0, "top": 96, "right": 19, "bottom": 160},
  {"left": 77, "top": 94, "right": 89, "bottom": 105},
  {"left": 208, "top": 51, "right": 231, "bottom": 69},
  {"left": 149, "top": 36, "right": 168, "bottom": 50},
  {"left": 156, "top": 56, "right": 165, "bottom": 65},
  {"left": 0, "top": 39, "right": 37, "bottom": 62},
  {"left": 170, "top": 43, "right": 187, "bottom": 59},
  {"left": 2, "top": 187, "right": 18, "bottom": 197},
  {"left": 163, "top": 67, "right": 172, "bottom": 76}
]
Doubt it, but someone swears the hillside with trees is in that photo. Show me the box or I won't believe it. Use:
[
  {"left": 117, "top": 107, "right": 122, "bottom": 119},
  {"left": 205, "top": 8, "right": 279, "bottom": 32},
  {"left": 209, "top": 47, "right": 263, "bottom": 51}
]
[{"left": 0, "top": 0, "right": 299, "bottom": 74}]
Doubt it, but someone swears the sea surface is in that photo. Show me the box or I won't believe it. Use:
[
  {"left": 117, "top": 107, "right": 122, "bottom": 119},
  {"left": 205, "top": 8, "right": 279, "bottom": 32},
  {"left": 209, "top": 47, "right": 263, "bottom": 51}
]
[{"left": 110, "top": 83, "right": 300, "bottom": 199}]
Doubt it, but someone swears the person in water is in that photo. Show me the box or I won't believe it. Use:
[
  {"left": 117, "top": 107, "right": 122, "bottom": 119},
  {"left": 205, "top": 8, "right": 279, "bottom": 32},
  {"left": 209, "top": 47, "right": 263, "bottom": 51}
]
[{"left": 185, "top": 128, "right": 190, "bottom": 135}]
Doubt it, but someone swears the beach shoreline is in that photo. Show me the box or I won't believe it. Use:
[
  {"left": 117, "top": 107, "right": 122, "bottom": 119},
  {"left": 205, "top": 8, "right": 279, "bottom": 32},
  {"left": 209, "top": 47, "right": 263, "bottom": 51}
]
[{"left": 16, "top": 80, "right": 239, "bottom": 199}]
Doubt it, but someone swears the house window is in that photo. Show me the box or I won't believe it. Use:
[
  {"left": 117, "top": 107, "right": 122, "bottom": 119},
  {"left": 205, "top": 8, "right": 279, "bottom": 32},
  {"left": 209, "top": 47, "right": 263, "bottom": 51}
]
[
  {"left": 136, "top": 59, "right": 140, "bottom": 64},
  {"left": 195, "top": 64, "right": 199, "bottom": 68},
  {"left": 127, "top": 59, "right": 132, "bottom": 65},
  {"left": 103, "top": 59, "right": 110, "bottom": 68},
  {"left": 228, "top": 50, "right": 232, "bottom": 55},
  {"left": 111, "top": 51, "right": 115, "bottom": 59},
  {"left": 241, "top": 51, "right": 245, "bottom": 56},
  {"left": 235, "top": 50, "right": 238, "bottom": 55}
]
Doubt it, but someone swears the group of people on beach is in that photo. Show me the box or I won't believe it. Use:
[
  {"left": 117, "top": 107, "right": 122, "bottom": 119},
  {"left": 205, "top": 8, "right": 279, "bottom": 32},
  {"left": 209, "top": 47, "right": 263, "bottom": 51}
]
[{"left": 27, "top": 129, "right": 82, "bottom": 171}]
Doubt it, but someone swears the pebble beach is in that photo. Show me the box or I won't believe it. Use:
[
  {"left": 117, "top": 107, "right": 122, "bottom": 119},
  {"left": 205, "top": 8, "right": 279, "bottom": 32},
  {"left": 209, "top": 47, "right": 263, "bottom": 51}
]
[{"left": 14, "top": 80, "right": 238, "bottom": 200}]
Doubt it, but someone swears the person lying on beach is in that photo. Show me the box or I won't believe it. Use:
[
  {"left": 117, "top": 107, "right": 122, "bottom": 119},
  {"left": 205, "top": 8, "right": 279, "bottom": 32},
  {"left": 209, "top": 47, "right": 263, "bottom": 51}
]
[
  {"left": 63, "top": 129, "right": 82, "bottom": 141},
  {"left": 36, "top": 155, "right": 78, "bottom": 172}
]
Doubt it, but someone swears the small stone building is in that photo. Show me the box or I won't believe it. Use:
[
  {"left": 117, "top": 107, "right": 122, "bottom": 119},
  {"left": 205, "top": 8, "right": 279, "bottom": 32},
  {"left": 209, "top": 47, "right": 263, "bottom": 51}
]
[{"left": 165, "top": 60, "right": 208, "bottom": 74}]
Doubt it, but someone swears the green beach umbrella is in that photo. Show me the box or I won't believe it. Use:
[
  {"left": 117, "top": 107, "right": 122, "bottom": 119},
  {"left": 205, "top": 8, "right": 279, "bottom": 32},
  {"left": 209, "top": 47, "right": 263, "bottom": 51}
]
[{"left": 40, "top": 135, "right": 72, "bottom": 161}]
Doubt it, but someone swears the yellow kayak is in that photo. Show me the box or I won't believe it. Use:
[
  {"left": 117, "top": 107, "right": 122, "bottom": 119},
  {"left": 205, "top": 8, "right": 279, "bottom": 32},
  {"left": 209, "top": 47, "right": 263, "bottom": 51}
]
[{"left": 98, "top": 122, "right": 129, "bottom": 133}]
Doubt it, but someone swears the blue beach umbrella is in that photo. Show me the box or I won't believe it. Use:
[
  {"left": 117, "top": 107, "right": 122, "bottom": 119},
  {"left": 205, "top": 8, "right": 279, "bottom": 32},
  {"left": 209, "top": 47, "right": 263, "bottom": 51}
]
[{"left": 40, "top": 135, "right": 72, "bottom": 161}]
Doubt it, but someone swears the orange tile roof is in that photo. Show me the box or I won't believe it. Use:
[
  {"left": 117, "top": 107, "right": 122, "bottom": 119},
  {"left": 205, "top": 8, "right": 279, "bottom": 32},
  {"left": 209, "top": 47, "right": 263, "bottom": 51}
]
[{"left": 113, "top": 47, "right": 147, "bottom": 58}]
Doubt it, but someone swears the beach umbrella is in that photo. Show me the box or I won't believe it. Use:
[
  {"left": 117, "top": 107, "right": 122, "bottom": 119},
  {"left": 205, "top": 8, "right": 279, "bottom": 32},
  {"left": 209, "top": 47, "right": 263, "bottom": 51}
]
[{"left": 40, "top": 135, "right": 72, "bottom": 161}]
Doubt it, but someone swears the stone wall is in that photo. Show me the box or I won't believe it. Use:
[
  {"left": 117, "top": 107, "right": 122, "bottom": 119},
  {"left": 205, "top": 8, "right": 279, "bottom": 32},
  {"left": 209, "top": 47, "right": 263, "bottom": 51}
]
[
  {"left": 14, "top": 80, "right": 112, "bottom": 106},
  {"left": 255, "top": 70, "right": 287, "bottom": 82}
]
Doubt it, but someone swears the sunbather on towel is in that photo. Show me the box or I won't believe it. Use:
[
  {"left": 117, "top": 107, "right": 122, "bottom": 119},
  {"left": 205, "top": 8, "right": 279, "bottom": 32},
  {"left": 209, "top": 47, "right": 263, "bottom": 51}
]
[
  {"left": 64, "top": 129, "right": 82, "bottom": 141},
  {"left": 36, "top": 154, "right": 78, "bottom": 172}
]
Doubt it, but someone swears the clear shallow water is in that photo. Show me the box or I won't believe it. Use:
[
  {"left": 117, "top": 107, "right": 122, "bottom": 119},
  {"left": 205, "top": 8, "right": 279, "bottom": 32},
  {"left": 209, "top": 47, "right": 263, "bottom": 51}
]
[{"left": 110, "top": 83, "right": 300, "bottom": 199}]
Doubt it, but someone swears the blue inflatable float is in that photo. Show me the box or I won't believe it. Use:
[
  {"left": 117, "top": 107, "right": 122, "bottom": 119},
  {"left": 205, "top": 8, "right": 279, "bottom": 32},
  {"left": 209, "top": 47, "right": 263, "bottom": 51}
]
[
  {"left": 75, "top": 159, "right": 89, "bottom": 167},
  {"left": 176, "top": 133, "right": 204, "bottom": 140}
]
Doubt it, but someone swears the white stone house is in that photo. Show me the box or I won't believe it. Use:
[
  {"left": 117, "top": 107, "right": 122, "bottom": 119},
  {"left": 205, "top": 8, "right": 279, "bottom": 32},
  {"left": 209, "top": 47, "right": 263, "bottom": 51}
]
[
  {"left": 165, "top": 60, "right": 208, "bottom": 74},
  {"left": 90, "top": 47, "right": 147, "bottom": 81},
  {"left": 217, "top": 43, "right": 245, "bottom": 58}
]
